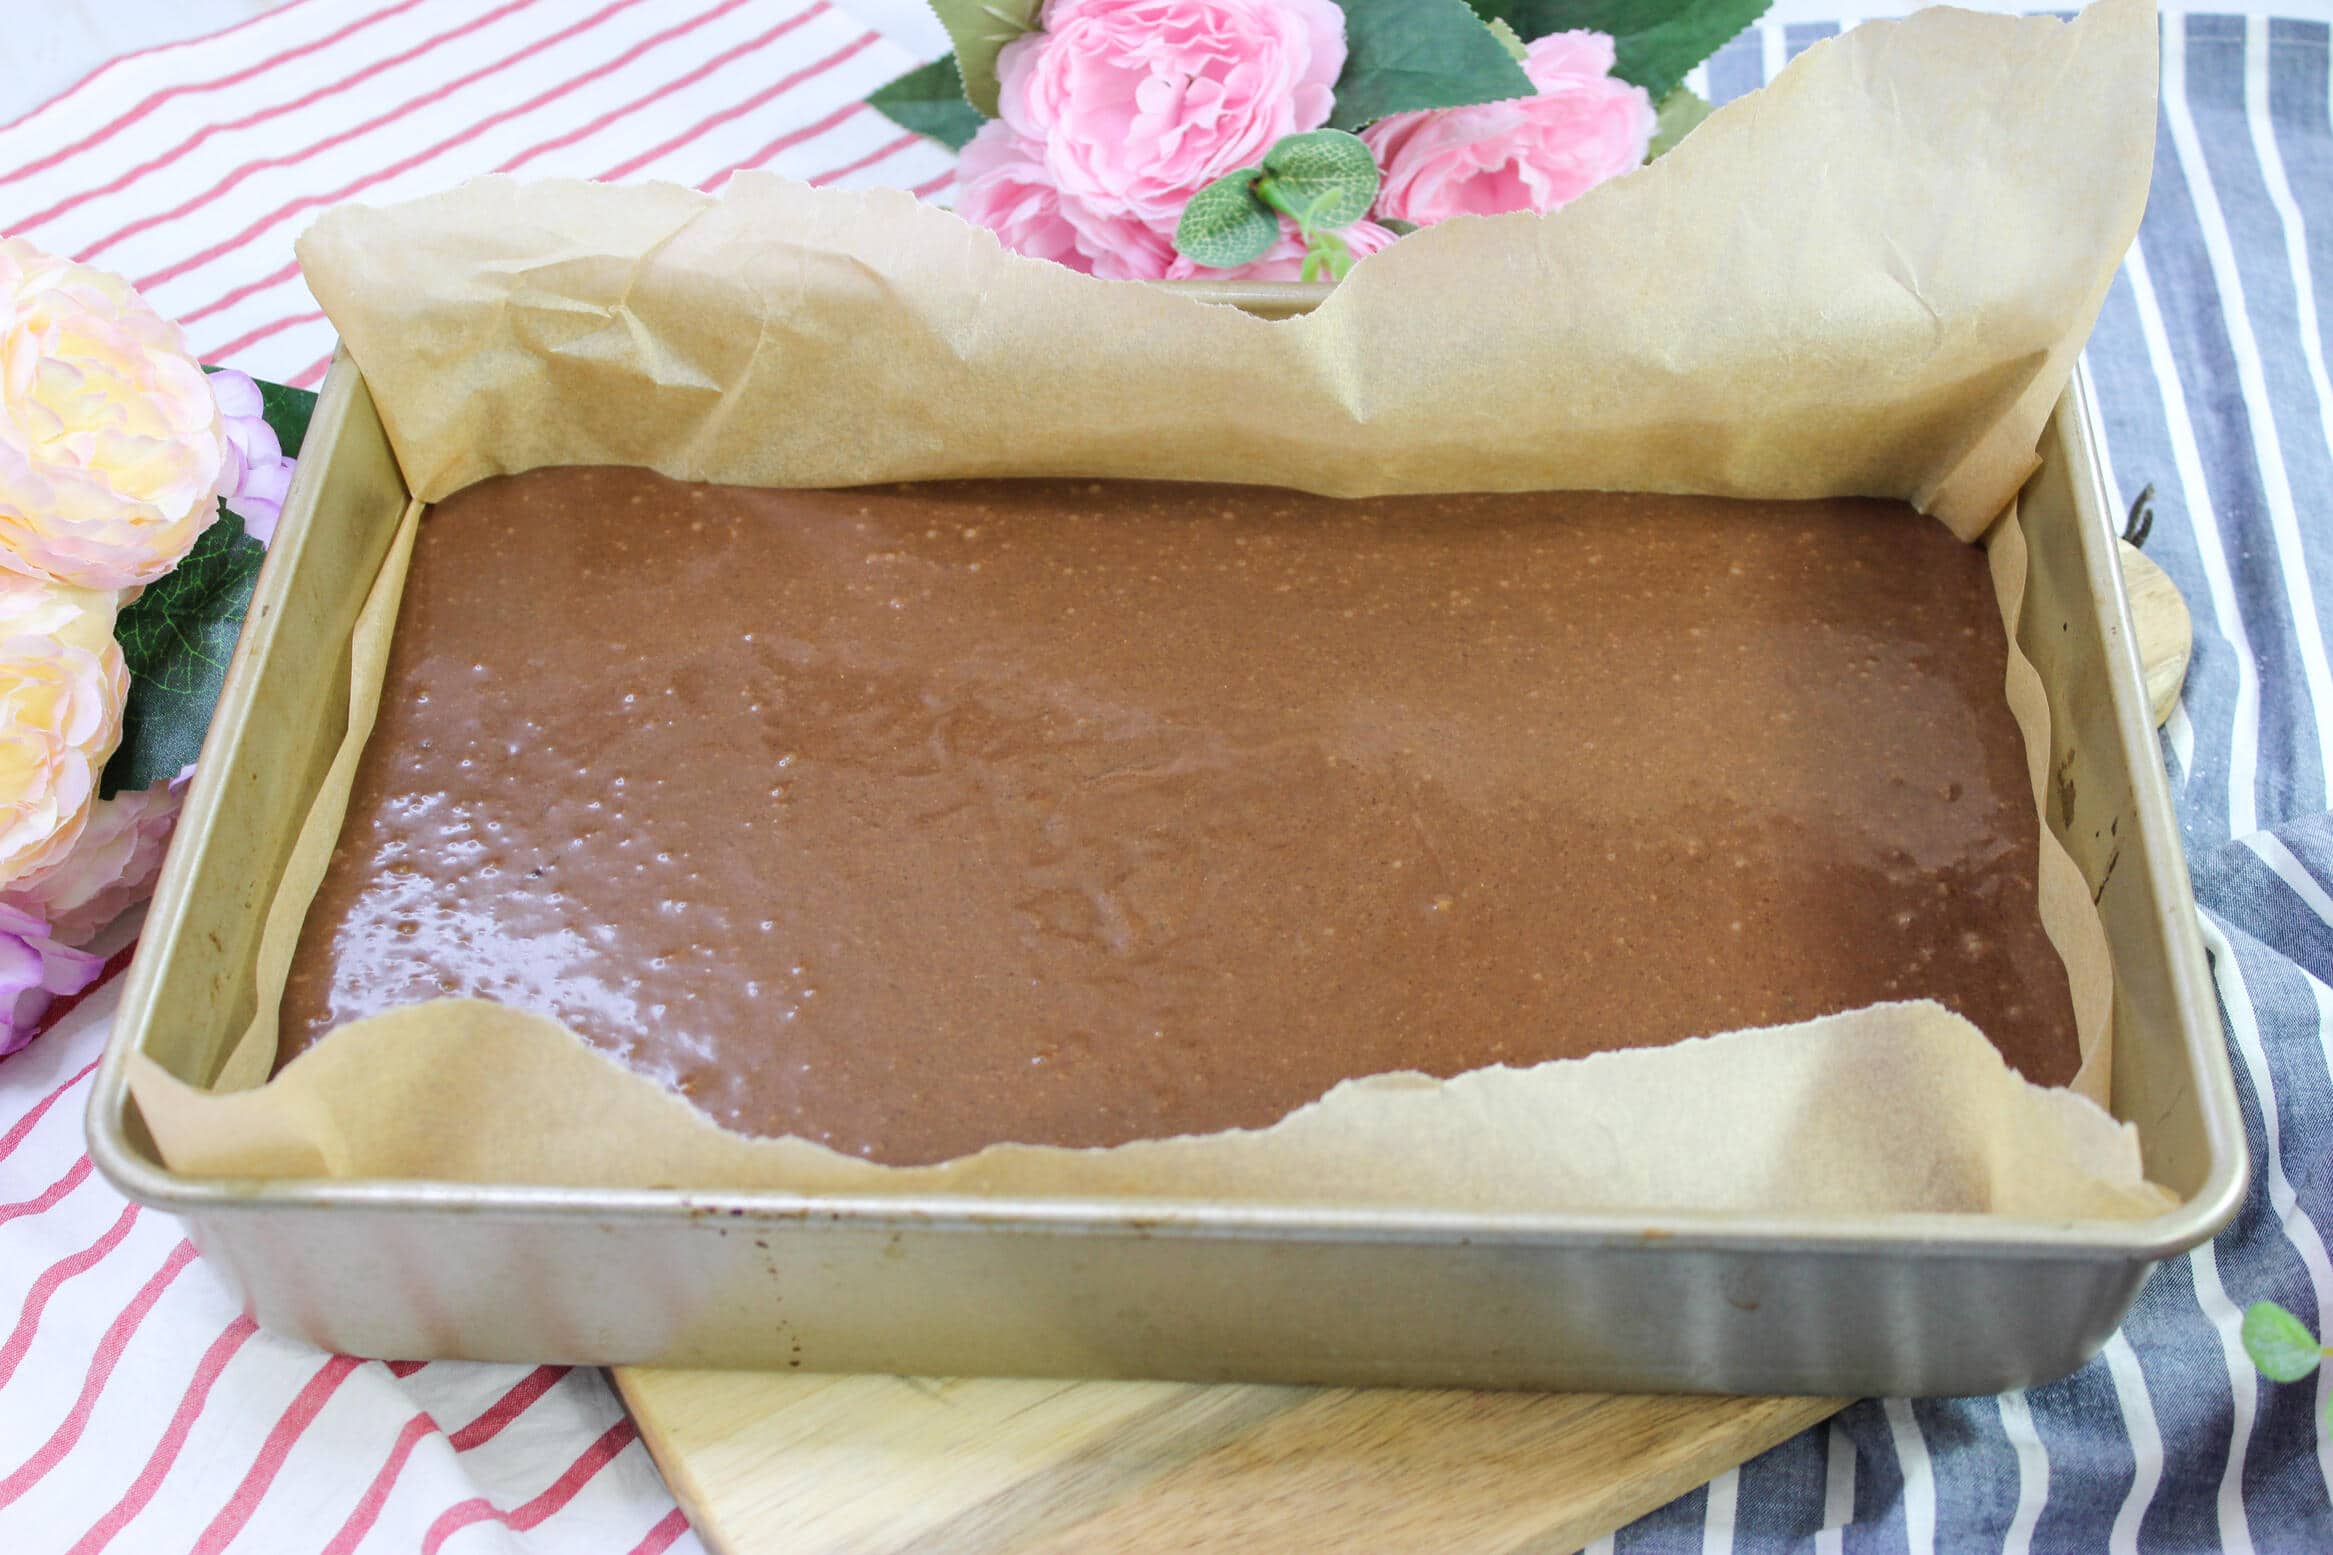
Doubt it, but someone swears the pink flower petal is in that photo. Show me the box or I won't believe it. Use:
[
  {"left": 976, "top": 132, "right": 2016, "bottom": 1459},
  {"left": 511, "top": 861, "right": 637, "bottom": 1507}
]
[
  {"left": 994, "top": 0, "right": 1348, "bottom": 243},
  {"left": 1363, "top": 29, "right": 1655, "bottom": 229}
]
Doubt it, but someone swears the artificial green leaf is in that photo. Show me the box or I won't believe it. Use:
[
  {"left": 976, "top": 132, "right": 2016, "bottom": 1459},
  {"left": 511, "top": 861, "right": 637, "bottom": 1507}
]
[
  {"left": 102, "top": 376, "right": 315, "bottom": 796},
  {"left": 1467, "top": 0, "right": 1772, "bottom": 102},
  {"left": 869, "top": 56, "right": 989, "bottom": 151},
  {"left": 1174, "top": 168, "right": 1280, "bottom": 270},
  {"left": 258, "top": 377, "right": 315, "bottom": 458},
  {"left": 1646, "top": 84, "right": 1713, "bottom": 161},
  {"left": 1486, "top": 15, "right": 1530, "bottom": 62},
  {"left": 1257, "top": 130, "right": 1379, "bottom": 233},
  {"left": 102, "top": 513, "right": 267, "bottom": 796},
  {"left": 929, "top": 0, "right": 1043, "bottom": 117},
  {"left": 2243, "top": 1301, "right": 2326, "bottom": 1384},
  {"left": 1330, "top": 0, "right": 1537, "bottom": 131},
  {"left": 1299, "top": 228, "right": 1355, "bottom": 283}
]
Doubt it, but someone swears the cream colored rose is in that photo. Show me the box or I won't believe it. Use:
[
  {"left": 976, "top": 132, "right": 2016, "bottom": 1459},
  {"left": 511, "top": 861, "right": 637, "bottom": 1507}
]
[
  {"left": 0, "top": 237, "right": 228, "bottom": 590},
  {"left": 0, "top": 575, "right": 125, "bottom": 887}
]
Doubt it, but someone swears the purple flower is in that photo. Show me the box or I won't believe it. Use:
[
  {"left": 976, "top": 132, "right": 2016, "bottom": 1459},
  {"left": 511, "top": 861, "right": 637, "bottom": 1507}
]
[
  {"left": 0, "top": 902, "right": 104, "bottom": 1058},
  {"left": 208, "top": 368, "right": 296, "bottom": 545}
]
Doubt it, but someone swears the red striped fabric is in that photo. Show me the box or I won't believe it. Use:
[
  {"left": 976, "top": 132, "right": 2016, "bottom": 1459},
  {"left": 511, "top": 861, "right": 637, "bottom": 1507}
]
[
  {"left": 598, "top": 18, "right": 869, "bottom": 180},
  {"left": 0, "top": 1154, "right": 91, "bottom": 1225},
  {"left": 180, "top": 257, "right": 300, "bottom": 329},
  {"left": 189, "top": 1352, "right": 367, "bottom": 1554},
  {"left": 65, "top": 1315, "right": 259, "bottom": 1555},
  {"left": 0, "top": 3, "right": 959, "bottom": 1546},
  {"left": 7, "top": 0, "right": 449, "bottom": 228},
  {"left": 419, "top": 1420, "right": 641, "bottom": 1554},
  {"left": 321, "top": 1411, "right": 444, "bottom": 1555},
  {"left": 121, "top": 0, "right": 658, "bottom": 285},
  {"left": 630, "top": 1507, "right": 696, "bottom": 1555},
  {"left": 0, "top": 1205, "right": 143, "bottom": 1390},
  {"left": 0, "top": 0, "right": 335, "bottom": 163},
  {"left": 490, "top": 0, "right": 763, "bottom": 175},
  {"left": 199, "top": 0, "right": 809, "bottom": 373},
  {"left": 2, "top": 0, "right": 950, "bottom": 382},
  {"left": 0, "top": 1238, "right": 198, "bottom": 1510},
  {"left": 272, "top": 7, "right": 924, "bottom": 386},
  {"left": 0, "top": 1057, "right": 100, "bottom": 1165},
  {"left": 320, "top": 1364, "right": 572, "bottom": 1552},
  {"left": 449, "top": 1365, "right": 573, "bottom": 1451},
  {"left": 703, "top": 94, "right": 865, "bottom": 190},
  {"left": 811, "top": 129, "right": 920, "bottom": 186}
]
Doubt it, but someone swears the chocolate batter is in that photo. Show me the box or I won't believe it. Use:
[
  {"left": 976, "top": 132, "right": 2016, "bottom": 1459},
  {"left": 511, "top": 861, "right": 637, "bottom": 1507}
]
[{"left": 277, "top": 469, "right": 2078, "bottom": 1164}]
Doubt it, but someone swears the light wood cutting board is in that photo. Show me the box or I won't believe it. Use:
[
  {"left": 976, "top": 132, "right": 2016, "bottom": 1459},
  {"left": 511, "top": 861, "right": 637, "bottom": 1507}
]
[
  {"left": 616, "top": 543, "right": 2190, "bottom": 1555},
  {"left": 616, "top": 1372, "right": 1841, "bottom": 1555}
]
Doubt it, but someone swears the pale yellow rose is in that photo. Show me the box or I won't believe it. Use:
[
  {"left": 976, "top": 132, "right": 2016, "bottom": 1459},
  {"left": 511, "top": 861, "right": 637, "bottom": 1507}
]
[
  {"left": 0, "top": 236, "right": 228, "bottom": 590},
  {"left": 0, "top": 575, "right": 125, "bottom": 887}
]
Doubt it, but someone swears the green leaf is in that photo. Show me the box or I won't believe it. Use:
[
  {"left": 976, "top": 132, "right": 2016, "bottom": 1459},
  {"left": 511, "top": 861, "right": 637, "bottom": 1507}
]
[
  {"left": 1646, "top": 84, "right": 1713, "bottom": 161},
  {"left": 1330, "top": 0, "right": 1538, "bottom": 131},
  {"left": 929, "top": 0, "right": 1043, "bottom": 117},
  {"left": 106, "top": 373, "right": 316, "bottom": 794},
  {"left": 1174, "top": 168, "right": 1281, "bottom": 270},
  {"left": 2243, "top": 1301, "right": 2326, "bottom": 1384},
  {"left": 1256, "top": 130, "right": 1379, "bottom": 234},
  {"left": 1468, "top": 0, "right": 1773, "bottom": 102},
  {"left": 1299, "top": 228, "right": 1355, "bottom": 283},
  {"left": 1486, "top": 16, "right": 1530, "bottom": 62},
  {"left": 868, "top": 55, "right": 988, "bottom": 151},
  {"left": 257, "top": 378, "right": 315, "bottom": 458},
  {"left": 102, "top": 513, "right": 268, "bottom": 797}
]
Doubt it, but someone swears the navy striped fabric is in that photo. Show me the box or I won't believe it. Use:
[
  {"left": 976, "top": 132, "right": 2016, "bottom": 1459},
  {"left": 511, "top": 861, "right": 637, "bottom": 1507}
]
[{"left": 1596, "top": 13, "right": 2333, "bottom": 1552}]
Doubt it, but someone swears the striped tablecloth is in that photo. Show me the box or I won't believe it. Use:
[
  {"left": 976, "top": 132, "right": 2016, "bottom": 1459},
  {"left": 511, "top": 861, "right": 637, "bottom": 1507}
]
[{"left": 1, "top": 3, "right": 2329, "bottom": 1550}]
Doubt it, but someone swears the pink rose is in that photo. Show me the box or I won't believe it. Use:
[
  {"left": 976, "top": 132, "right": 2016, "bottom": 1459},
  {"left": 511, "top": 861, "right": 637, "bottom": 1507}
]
[
  {"left": 954, "top": 121, "right": 1176, "bottom": 280},
  {"left": 998, "top": 0, "right": 1347, "bottom": 236},
  {"left": 0, "top": 901, "right": 104, "bottom": 1057},
  {"left": 1363, "top": 30, "right": 1655, "bottom": 227},
  {"left": 0, "top": 237, "right": 230, "bottom": 590},
  {"left": 209, "top": 368, "right": 295, "bottom": 545},
  {"left": 1166, "top": 217, "right": 1398, "bottom": 281},
  {"left": 1, "top": 773, "right": 182, "bottom": 945}
]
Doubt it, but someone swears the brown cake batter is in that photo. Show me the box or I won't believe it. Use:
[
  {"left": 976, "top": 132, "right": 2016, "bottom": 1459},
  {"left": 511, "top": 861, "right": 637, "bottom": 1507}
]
[{"left": 277, "top": 469, "right": 2078, "bottom": 1164}]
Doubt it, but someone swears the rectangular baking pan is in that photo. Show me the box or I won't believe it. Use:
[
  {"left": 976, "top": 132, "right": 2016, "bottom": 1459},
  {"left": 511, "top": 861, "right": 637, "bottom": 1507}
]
[{"left": 86, "top": 293, "right": 2247, "bottom": 1395}]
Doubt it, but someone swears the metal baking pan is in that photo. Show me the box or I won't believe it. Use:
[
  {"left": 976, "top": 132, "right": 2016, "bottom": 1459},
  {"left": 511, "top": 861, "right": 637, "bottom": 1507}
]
[{"left": 86, "top": 291, "right": 2247, "bottom": 1395}]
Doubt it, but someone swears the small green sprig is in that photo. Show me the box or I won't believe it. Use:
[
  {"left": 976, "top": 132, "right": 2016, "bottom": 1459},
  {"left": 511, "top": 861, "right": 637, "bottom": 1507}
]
[
  {"left": 1173, "top": 130, "right": 1381, "bottom": 281},
  {"left": 2242, "top": 1300, "right": 2332, "bottom": 1424}
]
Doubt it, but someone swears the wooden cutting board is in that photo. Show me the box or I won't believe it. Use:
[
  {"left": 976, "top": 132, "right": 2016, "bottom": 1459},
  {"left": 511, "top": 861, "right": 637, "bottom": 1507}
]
[
  {"left": 616, "top": 543, "right": 2190, "bottom": 1555},
  {"left": 616, "top": 1372, "right": 1841, "bottom": 1555}
]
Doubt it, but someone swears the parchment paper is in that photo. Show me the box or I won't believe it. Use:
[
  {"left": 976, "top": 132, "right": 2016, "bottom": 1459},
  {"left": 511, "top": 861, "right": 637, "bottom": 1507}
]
[
  {"left": 295, "top": 0, "right": 2154, "bottom": 542},
  {"left": 129, "top": 0, "right": 2169, "bottom": 1220}
]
